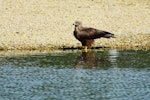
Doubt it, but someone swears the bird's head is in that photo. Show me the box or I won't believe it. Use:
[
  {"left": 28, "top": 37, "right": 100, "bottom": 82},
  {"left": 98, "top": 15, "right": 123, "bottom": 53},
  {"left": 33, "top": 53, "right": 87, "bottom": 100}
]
[{"left": 73, "top": 21, "right": 82, "bottom": 27}]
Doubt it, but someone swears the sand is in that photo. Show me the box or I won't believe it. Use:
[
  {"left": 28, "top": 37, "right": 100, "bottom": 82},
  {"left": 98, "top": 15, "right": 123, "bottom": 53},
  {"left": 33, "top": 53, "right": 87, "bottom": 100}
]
[{"left": 0, "top": 0, "right": 150, "bottom": 51}]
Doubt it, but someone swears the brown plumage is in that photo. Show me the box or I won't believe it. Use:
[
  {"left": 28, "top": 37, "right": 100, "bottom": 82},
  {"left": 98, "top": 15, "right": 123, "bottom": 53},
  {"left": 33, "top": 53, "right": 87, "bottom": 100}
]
[{"left": 73, "top": 21, "right": 115, "bottom": 48}]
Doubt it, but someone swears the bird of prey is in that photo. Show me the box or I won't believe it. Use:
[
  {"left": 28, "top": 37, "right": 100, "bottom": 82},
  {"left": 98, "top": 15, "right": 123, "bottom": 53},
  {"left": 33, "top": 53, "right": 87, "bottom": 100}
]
[{"left": 73, "top": 21, "right": 115, "bottom": 52}]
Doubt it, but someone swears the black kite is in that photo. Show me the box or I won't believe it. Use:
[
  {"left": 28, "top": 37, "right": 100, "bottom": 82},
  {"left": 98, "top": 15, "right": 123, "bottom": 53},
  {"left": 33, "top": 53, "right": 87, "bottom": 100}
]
[{"left": 73, "top": 21, "right": 115, "bottom": 51}]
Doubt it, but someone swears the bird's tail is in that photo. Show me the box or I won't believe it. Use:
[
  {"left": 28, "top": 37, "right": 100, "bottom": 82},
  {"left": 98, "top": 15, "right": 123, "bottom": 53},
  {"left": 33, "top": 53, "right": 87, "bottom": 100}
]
[{"left": 103, "top": 31, "right": 115, "bottom": 38}]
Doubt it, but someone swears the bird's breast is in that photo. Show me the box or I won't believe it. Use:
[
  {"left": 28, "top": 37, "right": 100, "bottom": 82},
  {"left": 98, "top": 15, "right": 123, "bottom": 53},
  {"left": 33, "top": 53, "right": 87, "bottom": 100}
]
[{"left": 74, "top": 31, "right": 79, "bottom": 39}]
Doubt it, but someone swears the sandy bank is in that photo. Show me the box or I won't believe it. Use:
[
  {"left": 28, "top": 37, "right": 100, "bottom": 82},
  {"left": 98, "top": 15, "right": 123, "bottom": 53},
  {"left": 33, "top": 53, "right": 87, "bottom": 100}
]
[{"left": 0, "top": 0, "right": 150, "bottom": 50}]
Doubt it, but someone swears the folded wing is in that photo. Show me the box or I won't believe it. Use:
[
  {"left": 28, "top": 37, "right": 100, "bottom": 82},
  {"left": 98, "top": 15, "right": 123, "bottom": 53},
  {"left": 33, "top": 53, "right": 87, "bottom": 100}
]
[{"left": 78, "top": 27, "right": 114, "bottom": 39}]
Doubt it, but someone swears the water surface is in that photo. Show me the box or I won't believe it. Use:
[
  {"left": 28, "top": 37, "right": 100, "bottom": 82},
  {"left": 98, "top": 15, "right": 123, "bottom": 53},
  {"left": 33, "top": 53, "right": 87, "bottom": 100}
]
[{"left": 0, "top": 50, "right": 150, "bottom": 100}]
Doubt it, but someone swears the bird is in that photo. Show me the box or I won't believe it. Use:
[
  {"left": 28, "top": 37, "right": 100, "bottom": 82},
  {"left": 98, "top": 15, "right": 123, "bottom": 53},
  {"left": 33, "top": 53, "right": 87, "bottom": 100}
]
[{"left": 73, "top": 21, "right": 115, "bottom": 52}]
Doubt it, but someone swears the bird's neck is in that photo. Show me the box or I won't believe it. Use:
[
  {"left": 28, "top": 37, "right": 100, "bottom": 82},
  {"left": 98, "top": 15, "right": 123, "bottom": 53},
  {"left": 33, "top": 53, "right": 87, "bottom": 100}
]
[{"left": 75, "top": 25, "right": 83, "bottom": 32}]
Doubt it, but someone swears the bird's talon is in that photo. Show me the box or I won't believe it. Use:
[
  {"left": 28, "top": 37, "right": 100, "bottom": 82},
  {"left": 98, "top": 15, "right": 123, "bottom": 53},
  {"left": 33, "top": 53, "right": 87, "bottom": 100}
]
[{"left": 82, "top": 46, "right": 88, "bottom": 52}]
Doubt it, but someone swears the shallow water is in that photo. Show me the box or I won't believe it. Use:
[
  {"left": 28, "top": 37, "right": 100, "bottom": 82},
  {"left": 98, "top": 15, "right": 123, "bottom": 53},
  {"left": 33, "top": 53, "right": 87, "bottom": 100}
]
[{"left": 0, "top": 50, "right": 150, "bottom": 100}]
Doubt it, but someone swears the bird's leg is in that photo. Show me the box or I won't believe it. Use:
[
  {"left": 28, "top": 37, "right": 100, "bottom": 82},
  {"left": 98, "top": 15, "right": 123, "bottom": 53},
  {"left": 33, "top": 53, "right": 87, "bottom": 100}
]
[{"left": 82, "top": 46, "right": 88, "bottom": 52}]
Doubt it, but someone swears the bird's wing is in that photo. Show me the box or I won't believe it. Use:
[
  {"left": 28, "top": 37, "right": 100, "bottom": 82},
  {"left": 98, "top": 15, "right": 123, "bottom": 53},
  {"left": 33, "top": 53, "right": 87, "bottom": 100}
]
[{"left": 78, "top": 27, "right": 107, "bottom": 39}]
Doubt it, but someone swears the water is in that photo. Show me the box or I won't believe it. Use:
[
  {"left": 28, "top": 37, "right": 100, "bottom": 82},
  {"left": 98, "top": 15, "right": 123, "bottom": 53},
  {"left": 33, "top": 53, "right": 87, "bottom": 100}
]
[{"left": 0, "top": 50, "right": 150, "bottom": 100}]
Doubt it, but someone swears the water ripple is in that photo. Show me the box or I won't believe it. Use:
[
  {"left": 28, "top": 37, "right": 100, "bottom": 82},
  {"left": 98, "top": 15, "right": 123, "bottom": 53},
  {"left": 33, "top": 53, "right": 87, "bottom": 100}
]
[{"left": 0, "top": 50, "right": 150, "bottom": 100}]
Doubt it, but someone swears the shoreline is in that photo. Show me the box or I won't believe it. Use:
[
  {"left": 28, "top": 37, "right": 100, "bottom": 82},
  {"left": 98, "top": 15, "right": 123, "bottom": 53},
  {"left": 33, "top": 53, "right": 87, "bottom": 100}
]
[{"left": 0, "top": 33, "right": 149, "bottom": 51}]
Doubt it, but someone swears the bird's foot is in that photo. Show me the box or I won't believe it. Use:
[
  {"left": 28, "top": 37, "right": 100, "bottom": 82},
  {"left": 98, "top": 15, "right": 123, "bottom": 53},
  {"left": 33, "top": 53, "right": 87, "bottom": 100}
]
[{"left": 82, "top": 46, "right": 88, "bottom": 52}]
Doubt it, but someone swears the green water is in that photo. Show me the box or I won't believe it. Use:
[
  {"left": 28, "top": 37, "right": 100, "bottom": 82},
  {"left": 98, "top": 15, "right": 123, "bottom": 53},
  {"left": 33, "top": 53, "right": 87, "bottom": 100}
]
[{"left": 0, "top": 50, "right": 150, "bottom": 100}]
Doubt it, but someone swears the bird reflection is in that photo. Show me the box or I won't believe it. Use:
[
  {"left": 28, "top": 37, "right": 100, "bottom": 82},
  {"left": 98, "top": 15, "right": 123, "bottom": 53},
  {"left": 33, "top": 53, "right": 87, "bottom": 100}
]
[{"left": 75, "top": 51, "right": 111, "bottom": 69}]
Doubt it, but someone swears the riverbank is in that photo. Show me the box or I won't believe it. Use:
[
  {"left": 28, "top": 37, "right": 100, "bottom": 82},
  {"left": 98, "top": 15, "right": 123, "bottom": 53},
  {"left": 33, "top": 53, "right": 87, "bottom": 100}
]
[{"left": 0, "top": 0, "right": 150, "bottom": 51}]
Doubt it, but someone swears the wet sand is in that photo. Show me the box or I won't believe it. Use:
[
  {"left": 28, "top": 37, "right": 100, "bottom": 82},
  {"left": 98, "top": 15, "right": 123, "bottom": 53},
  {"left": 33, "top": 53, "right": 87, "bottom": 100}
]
[{"left": 0, "top": 0, "right": 150, "bottom": 51}]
